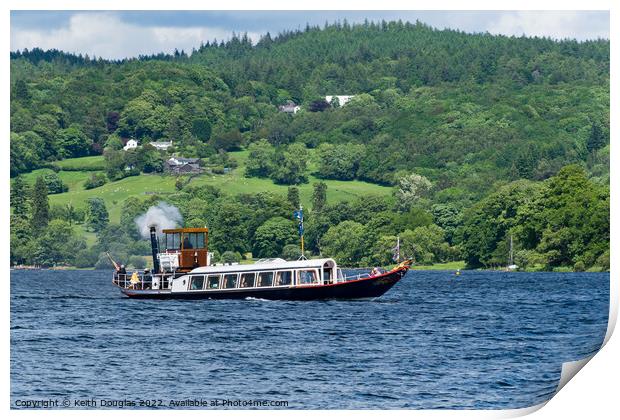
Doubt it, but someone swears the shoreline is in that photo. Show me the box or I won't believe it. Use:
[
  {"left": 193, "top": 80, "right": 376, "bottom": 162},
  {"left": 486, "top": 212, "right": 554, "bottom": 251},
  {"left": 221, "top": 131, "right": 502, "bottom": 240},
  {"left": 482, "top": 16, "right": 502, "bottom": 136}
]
[{"left": 9, "top": 265, "right": 607, "bottom": 273}]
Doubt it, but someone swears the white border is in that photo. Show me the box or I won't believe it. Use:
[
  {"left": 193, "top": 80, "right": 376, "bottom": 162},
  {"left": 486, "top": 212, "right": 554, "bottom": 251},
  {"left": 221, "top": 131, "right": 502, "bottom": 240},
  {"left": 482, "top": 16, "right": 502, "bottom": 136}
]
[{"left": 3, "top": 1, "right": 617, "bottom": 419}]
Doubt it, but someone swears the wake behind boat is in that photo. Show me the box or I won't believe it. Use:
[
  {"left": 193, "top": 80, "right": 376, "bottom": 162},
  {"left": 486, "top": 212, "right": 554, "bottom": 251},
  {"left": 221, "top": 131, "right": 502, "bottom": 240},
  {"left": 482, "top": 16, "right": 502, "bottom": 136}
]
[{"left": 111, "top": 226, "right": 411, "bottom": 300}]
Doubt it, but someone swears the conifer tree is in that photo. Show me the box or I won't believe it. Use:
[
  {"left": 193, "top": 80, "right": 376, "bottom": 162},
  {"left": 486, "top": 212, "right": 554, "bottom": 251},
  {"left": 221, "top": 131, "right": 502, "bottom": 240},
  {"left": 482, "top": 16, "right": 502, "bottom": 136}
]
[
  {"left": 10, "top": 175, "right": 29, "bottom": 219},
  {"left": 312, "top": 182, "right": 327, "bottom": 212},
  {"left": 287, "top": 186, "right": 300, "bottom": 210},
  {"left": 587, "top": 122, "right": 605, "bottom": 153},
  {"left": 31, "top": 176, "right": 49, "bottom": 229}
]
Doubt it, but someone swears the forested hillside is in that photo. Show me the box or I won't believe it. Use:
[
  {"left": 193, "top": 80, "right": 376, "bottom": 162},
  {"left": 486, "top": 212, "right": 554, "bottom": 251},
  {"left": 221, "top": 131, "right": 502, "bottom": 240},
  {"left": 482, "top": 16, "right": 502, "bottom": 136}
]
[{"left": 9, "top": 21, "right": 610, "bottom": 271}]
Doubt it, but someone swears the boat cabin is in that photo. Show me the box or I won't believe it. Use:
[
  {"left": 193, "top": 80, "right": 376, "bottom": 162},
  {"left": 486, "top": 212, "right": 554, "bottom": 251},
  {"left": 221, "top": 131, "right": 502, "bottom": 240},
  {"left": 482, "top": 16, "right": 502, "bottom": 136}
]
[
  {"left": 170, "top": 258, "right": 342, "bottom": 292},
  {"left": 162, "top": 227, "right": 209, "bottom": 272}
]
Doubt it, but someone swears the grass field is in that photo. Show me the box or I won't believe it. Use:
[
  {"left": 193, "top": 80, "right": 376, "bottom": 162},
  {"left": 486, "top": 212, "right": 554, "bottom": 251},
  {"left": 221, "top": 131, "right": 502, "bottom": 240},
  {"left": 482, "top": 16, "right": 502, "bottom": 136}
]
[
  {"left": 23, "top": 151, "right": 392, "bottom": 224},
  {"left": 411, "top": 261, "right": 465, "bottom": 271},
  {"left": 52, "top": 155, "right": 106, "bottom": 171}
]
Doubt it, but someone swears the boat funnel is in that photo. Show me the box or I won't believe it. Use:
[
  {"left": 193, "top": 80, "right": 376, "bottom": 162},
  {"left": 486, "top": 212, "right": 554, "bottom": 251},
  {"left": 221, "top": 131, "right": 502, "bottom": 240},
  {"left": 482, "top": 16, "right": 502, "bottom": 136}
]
[{"left": 150, "top": 226, "right": 161, "bottom": 274}]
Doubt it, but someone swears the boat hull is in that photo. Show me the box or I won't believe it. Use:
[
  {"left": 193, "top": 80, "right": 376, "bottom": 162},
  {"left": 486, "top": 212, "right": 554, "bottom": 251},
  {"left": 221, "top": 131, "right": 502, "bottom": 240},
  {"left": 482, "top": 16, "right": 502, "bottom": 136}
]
[{"left": 119, "top": 267, "right": 408, "bottom": 300}]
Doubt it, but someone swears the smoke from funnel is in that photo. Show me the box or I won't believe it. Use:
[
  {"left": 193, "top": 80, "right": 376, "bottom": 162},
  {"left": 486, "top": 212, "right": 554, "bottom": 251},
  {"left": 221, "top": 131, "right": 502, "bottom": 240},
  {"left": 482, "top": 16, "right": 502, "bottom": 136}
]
[{"left": 134, "top": 202, "right": 183, "bottom": 239}]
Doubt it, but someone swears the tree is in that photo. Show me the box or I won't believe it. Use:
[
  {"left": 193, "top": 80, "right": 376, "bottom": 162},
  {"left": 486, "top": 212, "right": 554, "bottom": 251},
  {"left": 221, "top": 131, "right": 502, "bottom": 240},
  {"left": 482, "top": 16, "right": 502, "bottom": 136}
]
[
  {"left": 209, "top": 202, "right": 249, "bottom": 253},
  {"left": 13, "top": 79, "right": 30, "bottom": 100},
  {"left": 11, "top": 175, "right": 29, "bottom": 219},
  {"left": 245, "top": 139, "right": 274, "bottom": 177},
  {"left": 32, "top": 220, "right": 85, "bottom": 267},
  {"left": 104, "top": 134, "right": 124, "bottom": 151},
  {"left": 459, "top": 180, "right": 542, "bottom": 268},
  {"left": 586, "top": 121, "right": 606, "bottom": 153},
  {"left": 431, "top": 204, "right": 462, "bottom": 245},
  {"left": 136, "top": 144, "right": 163, "bottom": 173},
  {"left": 74, "top": 248, "right": 100, "bottom": 268},
  {"left": 253, "top": 216, "right": 298, "bottom": 258},
  {"left": 104, "top": 149, "right": 128, "bottom": 180},
  {"left": 316, "top": 143, "right": 365, "bottom": 180},
  {"left": 399, "top": 224, "right": 454, "bottom": 264},
  {"left": 320, "top": 221, "right": 367, "bottom": 266},
  {"left": 221, "top": 251, "right": 242, "bottom": 264},
  {"left": 10, "top": 131, "right": 44, "bottom": 176},
  {"left": 271, "top": 143, "right": 309, "bottom": 185},
  {"left": 86, "top": 197, "right": 109, "bottom": 232},
  {"left": 394, "top": 207, "right": 433, "bottom": 232},
  {"left": 43, "top": 172, "right": 68, "bottom": 194},
  {"left": 282, "top": 244, "right": 302, "bottom": 260},
  {"left": 84, "top": 173, "right": 107, "bottom": 190},
  {"left": 64, "top": 203, "right": 78, "bottom": 225},
  {"left": 191, "top": 118, "right": 212, "bottom": 141},
  {"left": 516, "top": 164, "right": 609, "bottom": 269},
  {"left": 212, "top": 129, "right": 243, "bottom": 151},
  {"left": 129, "top": 255, "right": 147, "bottom": 269},
  {"left": 106, "top": 111, "right": 120, "bottom": 133},
  {"left": 312, "top": 182, "right": 327, "bottom": 212},
  {"left": 287, "top": 186, "right": 300, "bottom": 210},
  {"left": 368, "top": 235, "right": 399, "bottom": 266},
  {"left": 57, "top": 125, "right": 92, "bottom": 158},
  {"left": 31, "top": 176, "right": 49, "bottom": 229},
  {"left": 394, "top": 173, "right": 432, "bottom": 210},
  {"left": 514, "top": 146, "right": 537, "bottom": 179},
  {"left": 11, "top": 217, "right": 34, "bottom": 265}
]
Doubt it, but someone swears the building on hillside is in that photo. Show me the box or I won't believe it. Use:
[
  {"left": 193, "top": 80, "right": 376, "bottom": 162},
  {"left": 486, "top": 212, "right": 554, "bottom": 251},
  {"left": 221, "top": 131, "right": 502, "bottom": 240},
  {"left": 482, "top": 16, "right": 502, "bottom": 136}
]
[
  {"left": 278, "top": 101, "right": 301, "bottom": 114},
  {"left": 123, "top": 138, "right": 138, "bottom": 151},
  {"left": 150, "top": 140, "right": 173, "bottom": 151},
  {"left": 325, "top": 95, "right": 355, "bottom": 107},
  {"left": 165, "top": 157, "right": 202, "bottom": 175}
]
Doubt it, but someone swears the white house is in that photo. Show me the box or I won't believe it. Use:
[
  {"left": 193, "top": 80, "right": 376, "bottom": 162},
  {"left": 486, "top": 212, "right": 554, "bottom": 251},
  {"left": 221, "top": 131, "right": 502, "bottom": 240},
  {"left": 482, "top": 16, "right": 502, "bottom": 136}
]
[
  {"left": 325, "top": 95, "right": 355, "bottom": 107},
  {"left": 123, "top": 139, "right": 138, "bottom": 151},
  {"left": 278, "top": 101, "right": 301, "bottom": 114},
  {"left": 149, "top": 140, "right": 173, "bottom": 151}
]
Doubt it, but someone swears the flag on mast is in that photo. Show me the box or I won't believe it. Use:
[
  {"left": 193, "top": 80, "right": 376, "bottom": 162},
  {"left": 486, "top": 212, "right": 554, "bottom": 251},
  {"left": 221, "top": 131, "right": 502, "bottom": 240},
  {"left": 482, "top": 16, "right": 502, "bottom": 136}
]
[
  {"left": 293, "top": 206, "right": 305, "bottom": 256},
  {"left": 392, "top": 236, "right": 400, "bottom": 263}
]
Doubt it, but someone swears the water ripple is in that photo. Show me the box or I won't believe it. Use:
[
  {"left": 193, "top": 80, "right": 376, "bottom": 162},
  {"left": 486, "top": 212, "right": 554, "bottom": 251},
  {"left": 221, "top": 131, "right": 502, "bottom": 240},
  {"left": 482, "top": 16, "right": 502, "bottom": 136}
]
[{"left": 10, "top": 269, "right": 609, "bottom": 409}]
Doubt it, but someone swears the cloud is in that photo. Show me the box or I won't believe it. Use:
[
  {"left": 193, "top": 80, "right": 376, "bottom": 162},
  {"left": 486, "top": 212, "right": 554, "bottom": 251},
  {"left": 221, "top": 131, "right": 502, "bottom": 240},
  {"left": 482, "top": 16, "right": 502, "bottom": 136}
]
[
  {"left": 486, "top": 11, "right": 609, "bottom": 41},
  {"left": 10, "top": 12, "right": 263, "bottom": 59}
]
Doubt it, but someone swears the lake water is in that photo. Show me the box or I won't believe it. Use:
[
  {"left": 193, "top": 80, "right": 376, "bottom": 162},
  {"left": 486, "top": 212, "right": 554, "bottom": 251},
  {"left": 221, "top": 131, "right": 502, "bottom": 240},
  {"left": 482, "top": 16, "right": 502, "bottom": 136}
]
[{"left": 10, "top": 269, "right": 609, "bottom": 409}]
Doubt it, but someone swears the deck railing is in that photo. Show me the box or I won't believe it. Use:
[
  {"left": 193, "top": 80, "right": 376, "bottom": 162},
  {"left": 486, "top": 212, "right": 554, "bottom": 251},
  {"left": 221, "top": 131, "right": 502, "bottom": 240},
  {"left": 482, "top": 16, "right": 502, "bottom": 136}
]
[{"left": 112, "top": 273, "right": 154, "bottom": 290}]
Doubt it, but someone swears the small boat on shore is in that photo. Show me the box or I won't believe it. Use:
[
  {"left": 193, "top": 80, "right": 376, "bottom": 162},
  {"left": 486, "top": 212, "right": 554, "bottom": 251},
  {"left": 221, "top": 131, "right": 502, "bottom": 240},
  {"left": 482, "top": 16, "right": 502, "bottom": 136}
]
[{"left": 111, "top": 226, "right": 411, "bottom": 300}]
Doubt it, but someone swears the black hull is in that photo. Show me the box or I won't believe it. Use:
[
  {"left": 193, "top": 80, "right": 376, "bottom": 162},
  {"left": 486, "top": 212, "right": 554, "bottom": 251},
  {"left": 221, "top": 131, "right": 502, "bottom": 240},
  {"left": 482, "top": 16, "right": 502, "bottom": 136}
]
[{"left": 120, "top": 268, "right": 408, "bottom": 300}]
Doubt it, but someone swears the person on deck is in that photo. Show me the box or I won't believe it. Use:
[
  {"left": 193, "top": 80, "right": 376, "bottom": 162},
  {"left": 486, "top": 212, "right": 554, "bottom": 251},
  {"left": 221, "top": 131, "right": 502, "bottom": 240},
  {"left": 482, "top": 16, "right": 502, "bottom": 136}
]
[
  {"left": 369, "top": 267, "right": 383, "bottom": 277},
  {"left": 143, "top": 269, "right": 152, "bottom": 289}
]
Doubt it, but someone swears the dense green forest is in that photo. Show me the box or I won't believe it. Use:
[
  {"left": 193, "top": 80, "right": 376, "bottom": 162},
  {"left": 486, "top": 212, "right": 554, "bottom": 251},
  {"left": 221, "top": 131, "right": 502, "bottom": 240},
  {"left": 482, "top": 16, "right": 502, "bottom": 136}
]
[{"left": 10, "top": 21, "right": 610, "bottom": 271}]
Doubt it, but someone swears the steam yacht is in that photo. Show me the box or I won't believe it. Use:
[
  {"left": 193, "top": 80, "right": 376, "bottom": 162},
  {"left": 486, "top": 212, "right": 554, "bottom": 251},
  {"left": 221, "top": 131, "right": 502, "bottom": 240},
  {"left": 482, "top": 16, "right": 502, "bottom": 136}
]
[{"left": 111, "top": 226, "right": 411, "bottom": 300}]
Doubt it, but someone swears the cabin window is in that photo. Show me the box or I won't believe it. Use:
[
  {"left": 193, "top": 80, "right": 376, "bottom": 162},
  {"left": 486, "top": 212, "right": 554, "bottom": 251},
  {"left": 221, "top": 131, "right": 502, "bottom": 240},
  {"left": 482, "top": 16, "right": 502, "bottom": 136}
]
[
  {"left": 298, "top": 269, "right": 318, "bottom": 285},
  {"left": 182, "top": 232, "right": 206, "bottom": 249},
  {"left": 257, "top": 272, "right": 273, "bottom": 287},
  {"left": 182, "top": 234, "right": 194, "bottom": 249},
  {"left": 323, "top": 267, "right": 333, "bottom": 281},
  {"left": 189, "top": 275, "right": 204, "bottom": 290},
  {"left": 240, "top": 273, "right": 256, "bottom": 288},
  {"left": 207, "top": 275, "right": 220, "bottom": 289},
  {"left": 224, "top": 274, "right": 238, "bottom": 289},
  {"left": 167, "top": 233, "right": 180, "bottom": 250},
  {"left": 195, "top": 233, "right": 206, "bottom": 249},
  {"left": 275, "top": 271, "right": 292, "bottom": 286}
]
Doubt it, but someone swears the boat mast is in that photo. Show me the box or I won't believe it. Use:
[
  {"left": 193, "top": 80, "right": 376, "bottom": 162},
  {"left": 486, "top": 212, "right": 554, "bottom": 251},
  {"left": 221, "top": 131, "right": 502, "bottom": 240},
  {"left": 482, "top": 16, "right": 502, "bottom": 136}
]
[
  {"left": 509, "top": 234, "right": 514, "bottom": 266},
  {"left": 300, "top": 204, "right": 304, "bottom": 257},
  {"left": 294, "top": 205, "right": 306, "bottom": 260}
]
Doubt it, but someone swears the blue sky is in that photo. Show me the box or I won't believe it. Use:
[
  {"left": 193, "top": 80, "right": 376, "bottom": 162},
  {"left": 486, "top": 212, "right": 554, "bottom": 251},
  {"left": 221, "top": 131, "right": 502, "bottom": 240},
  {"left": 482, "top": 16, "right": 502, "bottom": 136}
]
[{"left": 10, "top": 10, "right": 610, "bottom": 60}]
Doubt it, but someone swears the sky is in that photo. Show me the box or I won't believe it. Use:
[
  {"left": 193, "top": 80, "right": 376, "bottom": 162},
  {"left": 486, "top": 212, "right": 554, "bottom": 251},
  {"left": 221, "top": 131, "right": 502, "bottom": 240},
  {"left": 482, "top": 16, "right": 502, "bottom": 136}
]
[{"left": 10, "top": 10, "right": 610, "bottom": 60}]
